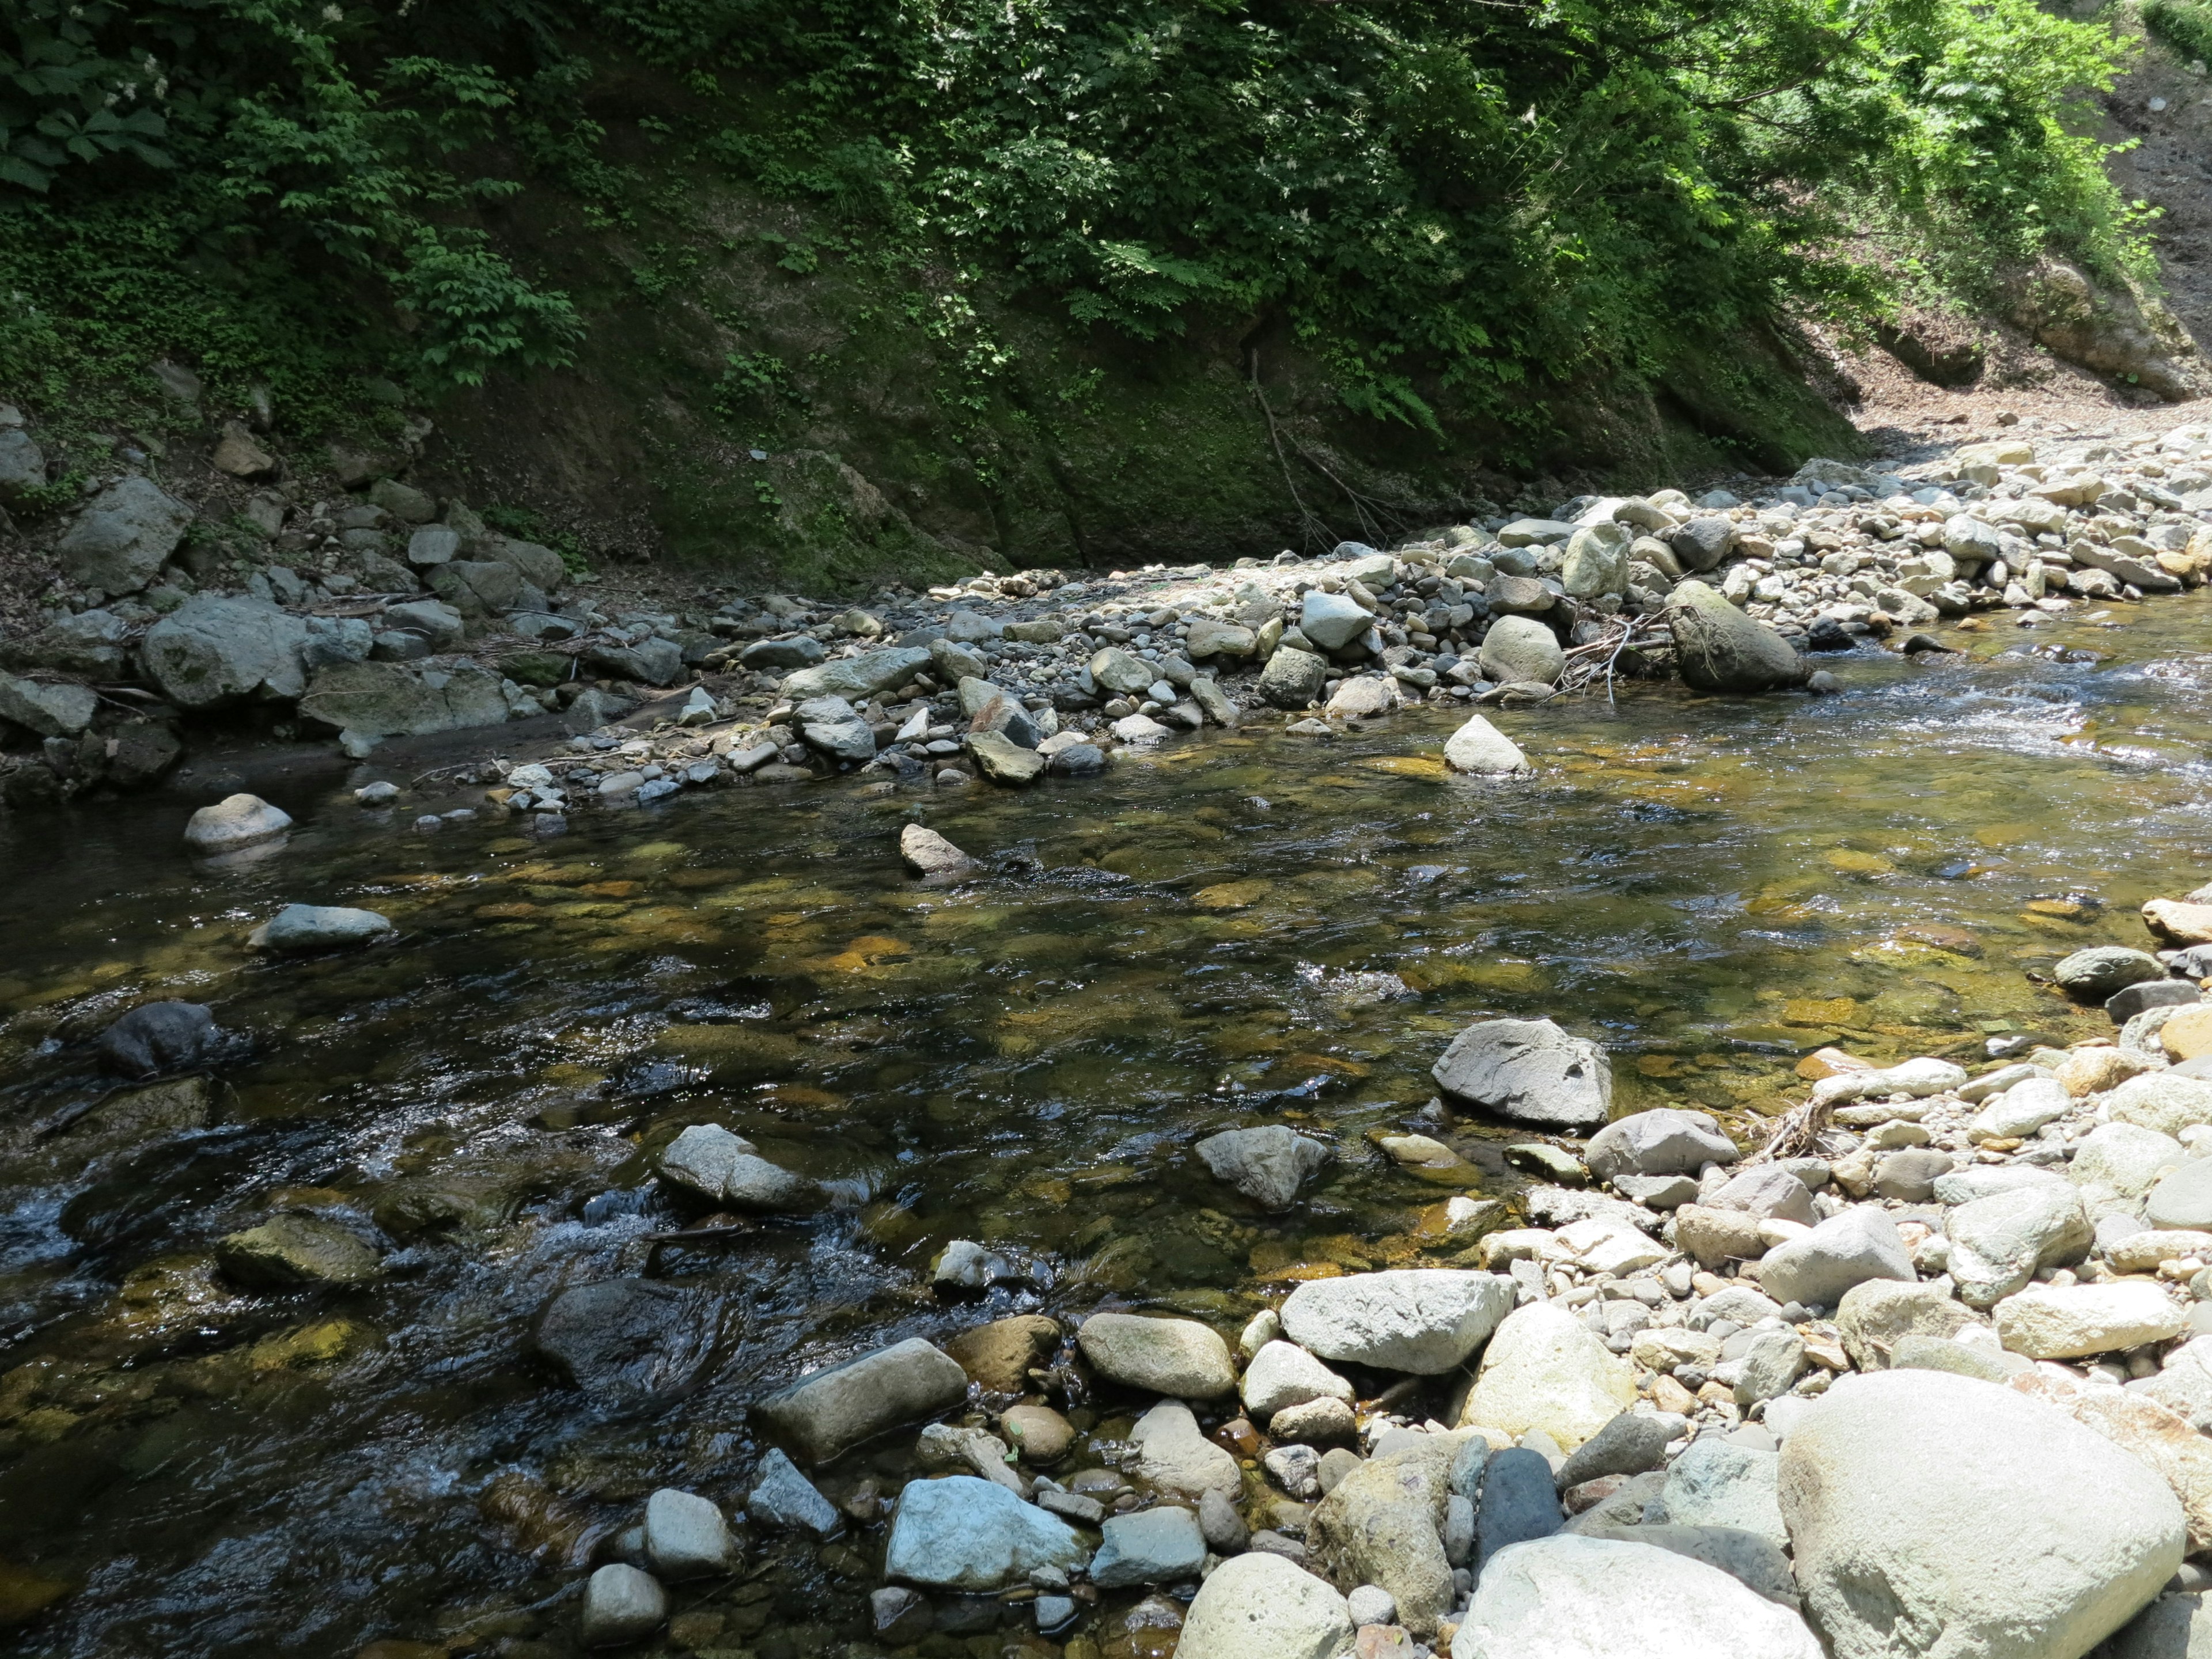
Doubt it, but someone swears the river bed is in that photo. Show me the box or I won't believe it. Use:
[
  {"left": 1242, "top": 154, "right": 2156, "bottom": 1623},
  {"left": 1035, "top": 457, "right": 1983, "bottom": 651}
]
[{"left": 5, "top": 596, "right": 2212, "bottom": 1657}]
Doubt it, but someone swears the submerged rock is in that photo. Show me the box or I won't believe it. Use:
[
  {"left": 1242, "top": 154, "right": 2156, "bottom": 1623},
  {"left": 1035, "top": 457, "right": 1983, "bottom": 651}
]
[
  {"left": 216, "top": 1214, "right": 381, "bottom": 1286},
  {"left": 247, "top": 904, "right": 395, "bottom": 952},
  {"left": 532, "top": 1278, "right": 736, "bottom": 1402},
  {"left": 97, "top": 1001, "right": 218, "bottom": 1078}
]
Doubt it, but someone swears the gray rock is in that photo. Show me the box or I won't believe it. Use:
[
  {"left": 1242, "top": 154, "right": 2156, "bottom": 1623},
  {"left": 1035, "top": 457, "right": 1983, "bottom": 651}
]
[
  {"left": 1946, "top": 1183, "right": 2092, "bottom": 1307},
  {"left": 1272, "top": 1395, "right": 1355, "bottom": 1442},
  {"left": 1347, "top": 1584, "right": 1398, "bottom": 1627},
  {"left": 0, "top": 672, "right": 97, "bottom": 738},
  {"left": 756, "top": 1336, "right": 969, "bottom": 1464},
  {"left": 1733, "top": 1330, "right": 1808, "bottom": 1406},
  {"left": 1561, "top": 522, "right": 1632, "bottom": 597},
  {"left": 381, "top": 598, "right": 466, "bottom": 651},
  {"left": 302, "top": 615, "right": 373, "bottom": 668},
  {"left": 1078, "top": 1312, "right": 1236, "bottom": 1398},
  {"left": 1265, "top": 1444, "right": 1324, "bottom": 1500},
  {"left": 2105, "top": 1592, "right": 2212, "bottom": 1659},
  {"left": 1242, "top": 1340, "right": 1354, "bottom": 1419},
  {"left": 1463, "top": 1302, "right": 1639, "bottom": 1453},
  {"left": 97, "top": 1001, "right": 217, "bottom": 1078},
  {"left": 406, "top": 525, "right": 460, "bottom": 567},
  {"left": 1889, "top": 1333, "right": 2029, "bottom": 1383},
  {"left": 883, "top": 1476, "right": 1090, "bottom": 1591},
  {"left": 1478, "top": 616, "right": 1565, "bottom": 686},
  {"left": 1178, "top": 1551, "right": 1354, "bottom": 1659},
  {"left": 643, "top": 1487, "right": 733, "bottom": 1578},
  {"left": 1090, "top": 1505, "right": 1206, "bottom": 1587},
  {"left": 1279, "top": 1270, "right": 1516, "bottom": 1374},
  {"left": 1752, "top": 1206, "right": 1914, "bottom": 1310},
  {"left": 1669, "top": 579, "right": 1809, "bottom": 692},
  {"left": 1781, "top": 1369, "right": 2186, "bottom": 1659},
  {"left": 183, "top": 792, "right": 293, "bottom": 855},
  {"left": 427, "top": 558, "right": 524, "bottom": 616},
  {"left": 1556, "top": 1411, "right": 1685, "bottom": 1490},
  {"left": 1443, "top": 712, "right": 1529, "bottom": 774},
  {"left": 2109, "top": 1074, "right": 2212, "bottom": 1140},
  {"left": 532, "top": 1279, "right": 733, "bottom": 1402},
  {"left": 1197, "top": 1124, "right": 1331, "bottom": 1211},
  {"left": 741, "top": 635, "right": 827, "bottom": 669},
  {"left": 1615, "top": 1173, "right": 1700, "bottom": 1209},
  {"left": 2056, "top": 946, "right": 2169, "bottom": 1002},
  {"left": 1452, "top": 1534, "right": 1821, "bottom": 1658},
  {"left": 1586, "top": 1107, "right": 1738, "bottom": 1179},
  {"left": 3, "top": 607, "right": 130, "bottom": 677},
  {"left": 1257, "top": 645, "right": 1329, "bottom": 709},
  {"left": 141, "top": 596, "right": 309, "bottom": 709},
  {"left": 782, "top": 646, "right": 931, "bottom": 701},
  {"left": 0, "top": 426, "right": 45, "bottom": 497},
  {"left": 1835, "top": 1278, "right": 1979, "bottom": 1371},
  {"left": 1575, "top": 1521, "right": 1802, "bottom": 1611},
  {"left": 1667, "top": 516, "right": 1738, "bottom": 572},
  {"left": 585, "top": 636, "right": 684, "bottom": 687},
  {"left": 794, "top": 694, "right": 877, "bottom": 762},
  {"left": 215, "top": 1213, "right": 379, "bottom": 1286},
  {"left": 298, "top": 660, "right": 509, "bottom": 738},
  {"left": 1433, "top": 1017, "right": 1611, "bottom": 1129},
  {"left": 1131, "top": 1401, "right": 1241, "bottom": 1497},
  {"left": 580, "top": 1563, "right": 666, "bottom": 1647},
  {"left": 747, "top": 1447, "right": 840, "bottom": 1536},
  {"left": 1656, "top": 1435, "right": 1786, "bottom": 1549},
  {"left": 55, "top": 476, "right": 194, "bottom": 593},
  {"left": 900, "top": 823, "right": 974, "bottom": 878},
  {"left": 2113, "top": 979, "right": 2203, "bottom": 1024},
  {"left": 1302, "top": 590, "right": 1374, "bottom": 651},
  {"left": 1309, "top": 1434, "right": 1463, "bottom": 1637},
  {"left": 1707, "top": 1165, "right": 1816, "bottom": 1224},
  {"left": 249, "top": 904, "right": 393, "bottom": 951},
  {"left": 2152, "top": 1162, "right": 2212, "bottom": 1231},
  {"left": 1199, "top": 1487, "right": 1248, "bottom": 1553},
  {"left": 1874, "top": 1149, "right": 1956, "bottom": 1202},
  {"left": 1477, "top": 1446, "right": 1563, "bottom": 1569}
]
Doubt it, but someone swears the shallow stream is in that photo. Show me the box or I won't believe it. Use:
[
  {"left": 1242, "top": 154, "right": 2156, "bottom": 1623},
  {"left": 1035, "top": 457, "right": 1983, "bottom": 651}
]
[{"left": 7, "top": 597, "right": 2212, "bottom": 1656}]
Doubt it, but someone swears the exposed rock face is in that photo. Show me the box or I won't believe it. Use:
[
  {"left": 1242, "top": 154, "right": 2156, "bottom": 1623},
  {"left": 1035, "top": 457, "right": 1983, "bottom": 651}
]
[{"left": 55, "top": 476, "right": 194, "bottom": 593}]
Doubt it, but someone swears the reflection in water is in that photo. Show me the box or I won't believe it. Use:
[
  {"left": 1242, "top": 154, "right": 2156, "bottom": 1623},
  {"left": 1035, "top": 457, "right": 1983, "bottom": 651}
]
[{"left": 4, "top": 600, "right": 2212, "bottom": 1653}]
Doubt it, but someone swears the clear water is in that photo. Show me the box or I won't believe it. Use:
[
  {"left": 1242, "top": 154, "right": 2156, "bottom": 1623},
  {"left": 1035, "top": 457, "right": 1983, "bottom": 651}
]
[{"left": 5, "top": 598, "right": 2211, "bottom": 1655}]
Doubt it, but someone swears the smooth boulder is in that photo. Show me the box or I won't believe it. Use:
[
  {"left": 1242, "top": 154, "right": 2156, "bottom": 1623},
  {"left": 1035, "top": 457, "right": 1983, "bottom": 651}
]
[
  {"left": 1077, "top": 1312, "right": 1237, "bottom": 1398},
  {"left": 1477, "top": 616, "right": 1565, "bottom": 686},
  {"left": 1586, "top": 1107, "right": 1738, "bottom": 1180},
  {"left": 1177, "top": 1551, "right": 1354, "bottom": 1659},
  {"left": 184, "top": 793, "right": 293, "bottom": 855},
  {"left": 1461, "top": 1302, "right": 1638, "bottom": 1452},
  {"left": 1280, "top": 1270, "right": 1515, "bottom": 1374},
  {"left": 1779, "top": 1369, "right": 2186, "bottom": 1659},
  {"left": 755, "top": 1336, "right": 968, "bottom": 1463},
  {"left": 1751, "top": 1207, "right": 1913, "bottom": 1310},
  {"left": 883, "top": 1475, "right": 1089, "bottom": 1590},
  {"left": 1668, "top": 579, "right": 1809, "bottom": 692},
  {"left": 1432, "top": 1017, "right": 1611, "bottom": 1129}
]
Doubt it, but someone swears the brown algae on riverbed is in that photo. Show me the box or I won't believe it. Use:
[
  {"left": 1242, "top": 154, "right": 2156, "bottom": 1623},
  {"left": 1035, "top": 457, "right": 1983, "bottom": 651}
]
[{"left": 3, "top": 597, "right": 2212, "bottom": 1653}]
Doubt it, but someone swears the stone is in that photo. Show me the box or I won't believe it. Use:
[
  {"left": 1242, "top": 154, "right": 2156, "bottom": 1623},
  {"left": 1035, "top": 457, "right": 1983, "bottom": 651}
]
[
  {"left": 968, "top": 730, "right": 1047, "bottom": 785},
  {"left": 1078, "top": 1312, "right": 1237, "bottom": 1398},
  {"left": 1993, "top": 1282, "right": 2188, "bottom": 1358},
  {"left": 2056, "top": 946, "right": 2169, "bottom": 1002},
  {"left": 1968, "top": 1077, "right": 2073, "bottom": 1141},
  {"left": 1274, "top": 1396, "right": 1357, "bottom": 1442},
  {"left": 1560, "top": 522, "right": 1633, "bottom": 597},
  {"left": 1177, "top": 1551, "right": 1354, "bottom": 1659},
  {"left": 1001, "top": 1403, "right": 1073, "bottom": 1464},
  {"left": 1198, "top": 1125, "right": 1332, "bottom": 1211},
  {"left": 782, "top": 646, "right": 930, "bottom": 701},
  {"left": 1478, "top": 616, "right": 1565, "bottom": 686},
  {"left": 1452, "top": 1534, "right": 1821, "bottom": 1658},
  {"left": 1946, "top": 1183, "right": 2092, "bottom": 1308},
  {"left": 531, "top": 1279, "right": 732, "bottom": 1401},
  {"left": 644, "top": 1487, "right": 733, "bottom": 1578},
  {"left": 1835, "top": 1279, "right": 1979, "bottom": 1371},
  {"left": 1280, "top": 1270, "right": 1516, "bottom": 1374},
  {"left": 899, "top": 822, "right": 974, "bottom": 878},
  {"left": 584, "top": 635, "right": 684, "bottom": 687},
  {"left": 1309, "top": 1436, "right": 1463, "bottom": 1637},
  {"left": 756, "top": 1336, "right": 969, "bottom": 1464},
  {"left": 217, "top": 1213, "right": 380, "bottom": 1286},
  {"left": 0, "top": 426, "right": 44, "bottom": 497},
  {"left": 55, "top": 476, "right": 194, "bottom": 593},
  {"left": 1476, "top": 1445, "right": 1563, "bottom": 1568},
  {"left": 1555, "top": 1411, "right": 1683, "bottom": 1491},
  {"left": 1325, "top": 674, "right": 1399, "bottom": 718},
  {"left": 1187, "top": 617, "right": 1259, "bottom": 660},
  {"left": 2151, "top": 1162, "right": 2212, "bottom": 1230},
  {"left": 1303, "top": 590, "right": 1376, "bottom": 651},
  {"left": 1781, "top": 1369, "right": 2184, "bottom": 1659},
  {"left": 1668, "top": 579, "right": 1809, "bottom": 692},
  {"left": 2013, "top": 1373, "right": 2212, "bottom": 1554},
  {"left": 2078, "top": 1122, "right": 2191, "bottom": 1198},
  {"left": 1442, "top": 713, "right": 1529, "bottom": 774},
  {"left": 2113, "top": 979, "right": 2203, "bottom": 1024},
  {"left": 381, "top": 598, "right": 466, "bottom": 651},
  {"left": 368, "top": 479, "right": 435, "bottom": 522},
  {"left": 747, "top": 1448, "right": 839, "bottom": 1536},
  {"left": 1890, "top": 1334, "right": 2026, "bottom": 1384},
  {"left": 1666, "top": 516, "right": 1738, "bottom": 571},
  {"left": 3, "top": 607, "right": 130, "bottom": 677},
  {"left": 1130, "top": 1401, "right": 1241, "bottom": 1497},
  {"left": 248, "top": 904, "right": 394, "bottom": 953},
  {"left": 1432, "top": 1017, "right": 1610, "bottom": 1129},
  {"left": 883, "top": 1476, "right": 1089, "bottom": 1591},
  {"left": 1672, "top": 1203, "right": 1766, "bottom": 1271},
  {"left": 1199, "top": 1488, "right": 1249, "bottom": 1553},
  {"left": 581, "top": 1563, "right": 666, "bottom": 1648},
  {"left": 2109, "top": 1231, "right": 2212, "bottom": 1272},
  {"left": 1461, "top": 1302, "right": 1638, "bottom": 1452},
  {"left": 142, "top": 596, "right": 310, "bottom": 709},
  {"left": 1707, "top": 1165, "right": 1816, "bottom": 1224},
  {"left": 1243, "top": 1341, "right": 1355, "bottom": 1418},
  {"left": 1585, "top": 1107, "right": 1737, "bottom": 1179},
  {"left": 1875, "top": 1150, "right": 1956, "bottom": 1202},
  {"left": 1258, "top": 646, "right": 1330, "bottom": 709},
  {"left": 0, "top": 673, "right": 96, "bottom": 739},
  {"left": 741, "top": 635, "right": 826, "bottom": 670},
  {"left": 1657, "top": 1435, "right": 1786, "bottom": 1548},
  {"left": 944, "top": 1314, "right": 1061, "bottom": 1393},
  {"left": 298, "top": 661, "right": 510, "bottom": 739},
  {"left": 404, "top": 525, "right": 459, "bottom": 567},
  {"left": 97, "top": 1001, "right": 218, "bottom": 1079},
  {"left": 1268, "top": 1444, "right": 1325, "bottom": 1500},
  {"left": 2104, "top": 1593, "right": 2212, "bottom": 1659},
  {"left": 183, "top": 793, "right": 294, "bottom": 855},
  {"left": 1091, "top": 1505, "right": 1207, "bottom": 1588},
  {"left": 2149, "top": 903, "right": 2212, "bottom": 949},
  {"left": 1751, "top": 1207, "right": 1913, "bottom": 1310},
  {"left": 2112, "top": 1074, "right": 2212, "bottom": 1139}
]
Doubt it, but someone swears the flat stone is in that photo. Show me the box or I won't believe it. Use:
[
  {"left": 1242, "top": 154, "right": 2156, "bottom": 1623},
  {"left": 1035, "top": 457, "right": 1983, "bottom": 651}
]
[
  {"left": 967, "top": 729, "right": 1047, "bottom": 785},
  {"left": 883, "top": 1476, "right": 1090, "bottom": 1590},
  {"left": 1279, "top": 1270, "right": 1516, "bottom": 1374},
  {"left": 1462, "top": 1302, "right": 1638, "bottom": 1452},
  {"left": 1993, "top": 1282, "right": 2188, "bottom": 1358},
  {"left": 781, "top": 646, "right": 930, "bottom": 700},
  {"left": 2055, "top": 945, "right": 2169, "bottom": 1001},
  {"left": 1781, "top": 1369, "right": 2184, "bottom": 1659},
  {"left": 248, "top": 904, "right": 393, "bottom": 952},
  {"left": 1432, "top": 1017, "right": 1611, "bottom": 1129},
  {"left": 1078, "top": 1312, "right": 1237, "bottom": 1398},
  {"left": 756, "top": 1336, "right": 969, "bottom": 1464},
  {"left": 1945, "top": 1183, "right": 2092, "bottom": 1308},
  {"left": 1707, "top": 1165, "right": 1815, "bottom": 1224},
  {"left": 944, "top": 1314, "right": 1061, "bottom": 1393},
  {"left": 1090, "top": 1505, "right": 1207, "bottom": 1588}
]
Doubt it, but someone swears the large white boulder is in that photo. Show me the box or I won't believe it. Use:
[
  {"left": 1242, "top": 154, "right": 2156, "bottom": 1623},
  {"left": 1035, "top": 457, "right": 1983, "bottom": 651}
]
[
  {"left": 1280, "top": 1270, "right": 1516, "bottom": 1374},
  {"left": 1779, "top": 1370, "right": 2184, "bottom": 1659},
  {"left": 1177, "top": 1550, "right": 1354, "bottom": 1659},
  {"left": 1460, "top": 1302, "right": 1637, "bottom": 1451},
  {"left": 1449, "top": 1534, "right": 1823, "bottom": 1659}
]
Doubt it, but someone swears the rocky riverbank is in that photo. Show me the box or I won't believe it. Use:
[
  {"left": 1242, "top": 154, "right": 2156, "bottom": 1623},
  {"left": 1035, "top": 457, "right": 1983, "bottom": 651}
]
[{"left": 7, "top": 402, "right": 2212, "bottom": 819}]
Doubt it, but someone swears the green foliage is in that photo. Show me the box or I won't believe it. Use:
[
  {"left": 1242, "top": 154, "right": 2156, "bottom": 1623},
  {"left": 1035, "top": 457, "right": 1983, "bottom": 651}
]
[{"left": 2145, "top": 0, "right": 2212, "bottom": 69}]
